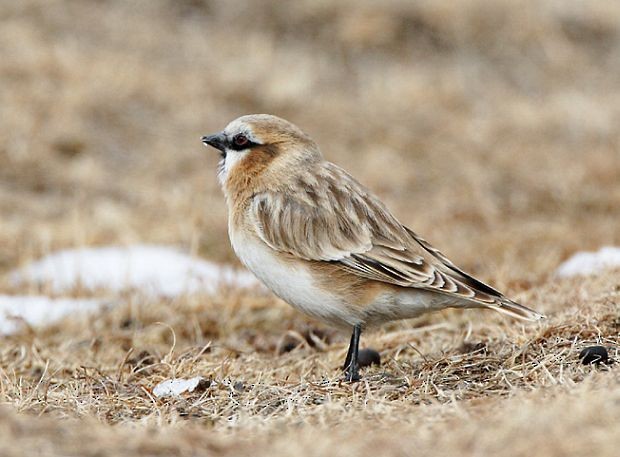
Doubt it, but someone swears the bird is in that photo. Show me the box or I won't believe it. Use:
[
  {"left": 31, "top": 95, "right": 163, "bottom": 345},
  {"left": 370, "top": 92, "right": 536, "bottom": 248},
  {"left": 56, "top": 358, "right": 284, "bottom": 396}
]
[{"left": 202, "top": 114, "right": 544, "bottom": 382}]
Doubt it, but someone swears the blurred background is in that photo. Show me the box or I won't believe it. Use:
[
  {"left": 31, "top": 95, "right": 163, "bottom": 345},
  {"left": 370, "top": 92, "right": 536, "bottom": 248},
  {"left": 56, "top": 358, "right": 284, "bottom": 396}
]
[
  {"left": 1, "top": 3, "right": 620, "bottom": 454},
  {"left": 1, "top": 0, "right": 619, "bottom": 288}
]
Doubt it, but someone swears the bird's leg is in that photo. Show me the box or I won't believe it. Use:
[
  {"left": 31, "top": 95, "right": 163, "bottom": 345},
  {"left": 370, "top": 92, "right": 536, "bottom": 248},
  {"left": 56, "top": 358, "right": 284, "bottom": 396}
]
[
  {"left": 342, "top": 328, "right": 356, "bottom": 371},
  {"left": 343, "top": 324, "right": 362, "bottom": 382}
]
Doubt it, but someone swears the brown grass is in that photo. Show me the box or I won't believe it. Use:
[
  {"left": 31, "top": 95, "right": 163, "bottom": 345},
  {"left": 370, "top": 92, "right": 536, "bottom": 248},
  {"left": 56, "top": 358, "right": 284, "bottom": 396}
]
[{"left": 1, "top": 0, "right": 619, "bottom": 455}]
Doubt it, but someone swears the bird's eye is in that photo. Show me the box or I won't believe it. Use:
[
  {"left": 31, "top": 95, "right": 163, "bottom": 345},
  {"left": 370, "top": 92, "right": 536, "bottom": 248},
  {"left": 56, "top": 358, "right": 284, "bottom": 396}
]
[{"left": 233, "top": 134, "right": 249, "bottom": 148}]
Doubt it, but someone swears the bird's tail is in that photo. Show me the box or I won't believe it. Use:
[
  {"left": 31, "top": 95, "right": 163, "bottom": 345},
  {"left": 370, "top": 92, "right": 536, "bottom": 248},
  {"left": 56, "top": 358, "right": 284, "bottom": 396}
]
[{"left": 488, "top": 297, "right": 545, "bottom": 321}]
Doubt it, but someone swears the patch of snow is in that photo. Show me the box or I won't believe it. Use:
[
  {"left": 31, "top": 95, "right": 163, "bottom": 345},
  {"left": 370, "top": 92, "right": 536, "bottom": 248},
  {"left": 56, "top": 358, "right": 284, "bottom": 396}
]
[
  {"left": 0, "top": 295, "right": 105, "bottom": 335},
  {"left": 11, "top": 245, "right": 259, "bottom": 297},
  {"left": 153, "top": 376, "right": 207, "bottom": 398},
  {"left": 555, "top": 246, "right": 620, "bottom": 278}
]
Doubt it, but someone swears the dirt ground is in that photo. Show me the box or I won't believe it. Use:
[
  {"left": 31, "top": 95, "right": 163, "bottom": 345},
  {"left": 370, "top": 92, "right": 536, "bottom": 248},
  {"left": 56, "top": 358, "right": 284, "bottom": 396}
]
[{"left": 1, "top": 1, "right": 619, "bottom": 456}]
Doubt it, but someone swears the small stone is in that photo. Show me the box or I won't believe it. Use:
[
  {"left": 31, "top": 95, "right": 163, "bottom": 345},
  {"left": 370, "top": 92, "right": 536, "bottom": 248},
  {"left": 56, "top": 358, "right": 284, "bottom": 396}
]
[
  {"left": 195, "top": 378, "right": 212, "bottom": 393},
  {"left": 579, "top": 346, "right": 609, "bottom": 365},
  {"left": 358, "top": 348, "right": 381, "bottom": 368},
  {"left": 152, "top": 377, "right": 207, "bottom": 398}
]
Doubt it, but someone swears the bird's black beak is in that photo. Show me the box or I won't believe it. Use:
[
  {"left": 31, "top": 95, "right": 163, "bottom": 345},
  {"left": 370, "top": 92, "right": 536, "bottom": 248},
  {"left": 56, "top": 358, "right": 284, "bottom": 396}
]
[{"left": 201, "top": 132, "right": 227, "bottom": 153}]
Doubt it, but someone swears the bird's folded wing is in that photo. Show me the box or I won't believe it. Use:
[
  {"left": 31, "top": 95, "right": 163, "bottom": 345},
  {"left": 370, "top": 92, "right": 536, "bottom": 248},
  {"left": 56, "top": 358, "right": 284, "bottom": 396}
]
[{"left": 248, "top": 164, "right": 498, "bottom": 304}]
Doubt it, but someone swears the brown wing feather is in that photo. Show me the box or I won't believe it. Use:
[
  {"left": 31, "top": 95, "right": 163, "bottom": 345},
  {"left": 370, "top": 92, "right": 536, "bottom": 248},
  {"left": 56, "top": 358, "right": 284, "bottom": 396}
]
[{"left": 250, "top": 162, "right": 543, "bottom": 320}]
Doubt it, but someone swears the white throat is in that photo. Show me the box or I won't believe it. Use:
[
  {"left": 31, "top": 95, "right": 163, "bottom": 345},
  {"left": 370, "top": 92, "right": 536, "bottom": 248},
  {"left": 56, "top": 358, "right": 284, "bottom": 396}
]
[{"left": 218, "top": 150, "right": 250, "bottom": 186}]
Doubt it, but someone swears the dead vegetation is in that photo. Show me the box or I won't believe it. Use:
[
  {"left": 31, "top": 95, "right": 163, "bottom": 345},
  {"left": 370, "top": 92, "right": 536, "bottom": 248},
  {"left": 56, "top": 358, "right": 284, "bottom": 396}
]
[{"left": 0, "top": 0, "right": 619, "bottom": 455}]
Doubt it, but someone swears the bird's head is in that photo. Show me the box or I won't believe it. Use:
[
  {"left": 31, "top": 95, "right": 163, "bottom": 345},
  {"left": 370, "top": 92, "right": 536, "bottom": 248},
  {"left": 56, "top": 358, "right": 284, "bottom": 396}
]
[{"left": 202, "top": 114, "right": 321, "bottom": 189}]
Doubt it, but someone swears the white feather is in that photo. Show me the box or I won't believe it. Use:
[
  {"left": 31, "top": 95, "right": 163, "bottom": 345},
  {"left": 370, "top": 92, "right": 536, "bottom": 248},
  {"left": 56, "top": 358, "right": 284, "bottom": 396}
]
[
  {"left": 218, "top": 150, "right": 249, "bottom": 186},
  {"left": 229, "top": 230, "right": 359, "bottom": 327}
]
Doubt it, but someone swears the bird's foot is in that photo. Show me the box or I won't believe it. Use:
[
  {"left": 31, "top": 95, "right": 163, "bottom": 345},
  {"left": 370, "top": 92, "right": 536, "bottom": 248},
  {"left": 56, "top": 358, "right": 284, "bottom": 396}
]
[{"left": 343, "top": 364, "right": 361, "bottom": 382}]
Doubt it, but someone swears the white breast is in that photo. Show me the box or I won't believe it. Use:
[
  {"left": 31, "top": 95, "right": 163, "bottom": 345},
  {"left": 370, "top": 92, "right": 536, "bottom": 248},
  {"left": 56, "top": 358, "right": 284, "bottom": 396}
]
[{"left": 229, "top": 230, "right": 357, "bottom": 327}]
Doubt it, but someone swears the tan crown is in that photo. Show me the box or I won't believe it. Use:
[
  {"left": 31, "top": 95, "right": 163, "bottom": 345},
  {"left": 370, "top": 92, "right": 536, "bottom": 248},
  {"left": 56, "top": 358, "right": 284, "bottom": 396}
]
[{"left": 219, "top": 114, "right": 322, "bottom": 201}]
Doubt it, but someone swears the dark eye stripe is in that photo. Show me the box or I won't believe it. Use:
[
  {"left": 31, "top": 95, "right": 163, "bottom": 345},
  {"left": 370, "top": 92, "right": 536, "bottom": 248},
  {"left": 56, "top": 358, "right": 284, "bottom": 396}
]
[{"left": 230, "top": 134, "right": 259, "bottom": 151}]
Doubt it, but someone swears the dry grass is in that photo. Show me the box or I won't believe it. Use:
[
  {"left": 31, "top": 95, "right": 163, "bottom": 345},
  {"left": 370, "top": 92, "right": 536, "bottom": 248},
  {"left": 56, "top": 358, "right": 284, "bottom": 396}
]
[{"left": 1, "top": 0, "right": 619, "bottom": 455}]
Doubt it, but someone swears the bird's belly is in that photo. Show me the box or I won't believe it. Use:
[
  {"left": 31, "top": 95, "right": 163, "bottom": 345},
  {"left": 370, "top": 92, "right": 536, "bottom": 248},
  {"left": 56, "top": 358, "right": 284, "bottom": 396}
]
[
  {"left": 362, "top": 288, "right": 465, "bottom": 326},
  {"left": 230, "top": 233, "right": 358, "bottom": 326}
]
